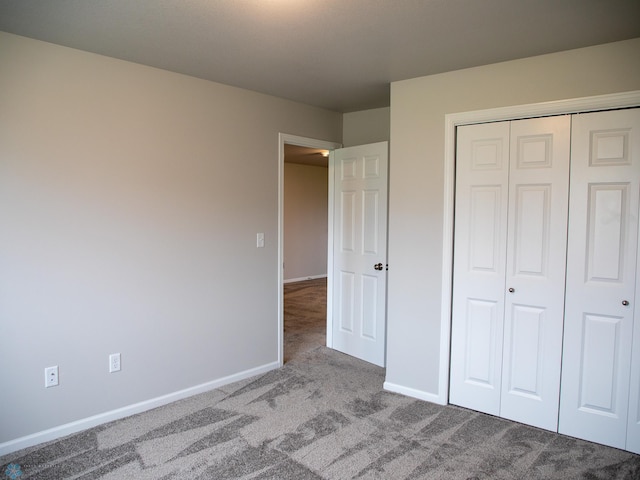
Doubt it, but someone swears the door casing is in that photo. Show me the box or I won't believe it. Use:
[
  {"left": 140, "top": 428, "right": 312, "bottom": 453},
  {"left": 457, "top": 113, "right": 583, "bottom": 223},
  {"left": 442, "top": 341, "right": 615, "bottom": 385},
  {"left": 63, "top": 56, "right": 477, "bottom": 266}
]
[{"left": 439, "top": 91, "right": 640, "bottom": 405}]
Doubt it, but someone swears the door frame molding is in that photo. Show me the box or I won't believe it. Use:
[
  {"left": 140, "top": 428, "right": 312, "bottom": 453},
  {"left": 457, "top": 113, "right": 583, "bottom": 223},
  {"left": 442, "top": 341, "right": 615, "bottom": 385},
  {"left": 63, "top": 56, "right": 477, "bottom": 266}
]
[
  {"left": 438, "top": 90, "right": 640, "bottom": 405},
  {"left": 278, "top": 133, "right": 342, "bottom": 366}
]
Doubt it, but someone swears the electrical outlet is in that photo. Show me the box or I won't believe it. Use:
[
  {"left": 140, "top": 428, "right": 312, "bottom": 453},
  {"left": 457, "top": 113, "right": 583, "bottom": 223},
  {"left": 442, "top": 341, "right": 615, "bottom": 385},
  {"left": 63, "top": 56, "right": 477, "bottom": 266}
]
[
  {"left": 109, "top": 353, "right": 121, "bottom": 373},
  {"left": 45, "top": 366, "right": 59, "bottom": 388}
]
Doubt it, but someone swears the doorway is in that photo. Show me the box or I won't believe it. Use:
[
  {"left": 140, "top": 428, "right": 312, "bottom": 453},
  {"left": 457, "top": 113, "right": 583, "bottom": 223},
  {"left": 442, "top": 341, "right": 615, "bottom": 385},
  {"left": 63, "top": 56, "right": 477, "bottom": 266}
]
[
  {"left": 283, "top": 144, "right": 329, "bottom": 363},
  {"left": 278, "top": 134, "right": 341, "bottom": 366}
]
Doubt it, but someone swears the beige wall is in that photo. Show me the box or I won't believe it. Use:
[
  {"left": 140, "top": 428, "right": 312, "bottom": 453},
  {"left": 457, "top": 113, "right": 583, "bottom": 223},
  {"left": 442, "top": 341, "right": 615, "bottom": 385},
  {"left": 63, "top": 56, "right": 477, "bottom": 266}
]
[
  {"left": 283, "top": 163, "right": 328, "bottom": 281},
  {"left": 342, "top": 107, "right": 390, "bottom": 147},
  {"left": 0, "top": 32, "right": 341, "bottom": 449},
  {"left": 385, "top": 38, "right": 640, "bottom": 400}
]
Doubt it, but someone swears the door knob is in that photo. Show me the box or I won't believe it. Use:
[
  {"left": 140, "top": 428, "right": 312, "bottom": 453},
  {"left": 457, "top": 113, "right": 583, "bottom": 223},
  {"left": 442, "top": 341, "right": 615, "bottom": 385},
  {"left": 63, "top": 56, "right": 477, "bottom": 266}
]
[
  {"left": 508, "top": 287, "right": 515, "bottom": 293},
  {"left": 622, "top": 300, "right": 630, "bottom": 306},
  {"left": 374, "top": 263, "right": 383, "bottom": 271}
]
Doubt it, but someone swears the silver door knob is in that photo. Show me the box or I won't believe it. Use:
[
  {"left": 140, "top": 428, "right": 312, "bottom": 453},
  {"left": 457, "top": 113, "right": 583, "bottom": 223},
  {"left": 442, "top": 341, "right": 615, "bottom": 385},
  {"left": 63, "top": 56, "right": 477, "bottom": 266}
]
[
  {"left": 374, "top": 263, "right": 383, "bottom": 271},
  {"left": 622, "top": 300, "right": 630, "bottom": 306},
  {"left": 508, "top": 288, "right": 515, "bottom": 293}
]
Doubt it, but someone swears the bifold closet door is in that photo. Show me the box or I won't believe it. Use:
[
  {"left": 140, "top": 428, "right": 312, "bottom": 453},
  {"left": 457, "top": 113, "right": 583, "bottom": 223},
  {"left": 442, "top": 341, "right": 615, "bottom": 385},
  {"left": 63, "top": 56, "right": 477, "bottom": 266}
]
[
  {"left": 559, "top": 109, "right": 640, "bottom": 451},
  {"left": 450, "top": 121, "right": 510, "bottom": 416},
  {"left": 450, "top": 116, "right": 570, "bottom": 431},
  {"left": 499, "top": 116, "right": 570, "bottom": 431}
]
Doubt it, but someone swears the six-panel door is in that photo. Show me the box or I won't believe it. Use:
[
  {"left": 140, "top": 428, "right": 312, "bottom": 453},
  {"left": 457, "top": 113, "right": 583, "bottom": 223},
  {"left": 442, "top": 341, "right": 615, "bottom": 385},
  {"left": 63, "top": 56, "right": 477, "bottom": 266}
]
[{"left": 332, "top": 142, "right": 388, "bottom": 367}]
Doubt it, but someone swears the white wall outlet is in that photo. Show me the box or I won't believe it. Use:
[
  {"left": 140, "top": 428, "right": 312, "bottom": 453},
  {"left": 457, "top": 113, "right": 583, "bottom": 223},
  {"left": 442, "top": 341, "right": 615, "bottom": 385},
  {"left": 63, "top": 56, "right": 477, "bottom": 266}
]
[
  {"left": 256, "top": 232, "right": 265, "bottom": 248},
  {"left": 45, "top": 366, "right": 59, "bottom": 388},
  {"left": 109, "top": 353, "right": 121, "bottom": 373}
]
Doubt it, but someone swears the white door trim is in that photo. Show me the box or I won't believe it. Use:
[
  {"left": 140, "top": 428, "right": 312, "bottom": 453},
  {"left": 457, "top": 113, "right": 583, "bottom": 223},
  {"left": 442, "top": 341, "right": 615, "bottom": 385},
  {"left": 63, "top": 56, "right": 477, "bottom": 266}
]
[
  {"left": 278, "top": 133, "right": 342, "bottom": 366},
  {"left": 439, "top": 90, "right": 640, "bottom": 405}
]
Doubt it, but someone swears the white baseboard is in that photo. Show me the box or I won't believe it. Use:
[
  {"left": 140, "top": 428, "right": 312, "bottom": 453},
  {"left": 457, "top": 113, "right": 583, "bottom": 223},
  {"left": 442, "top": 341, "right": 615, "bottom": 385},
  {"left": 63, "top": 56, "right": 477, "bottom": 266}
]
[
  {"left": 283, "top": 274, "right": 327, "bottom": 284},
  {"left": 383, "top": 381, "right": 446, "bottom": 405},
  {"left": 0, "top": 361, "right": 280, "bottom": 457}
]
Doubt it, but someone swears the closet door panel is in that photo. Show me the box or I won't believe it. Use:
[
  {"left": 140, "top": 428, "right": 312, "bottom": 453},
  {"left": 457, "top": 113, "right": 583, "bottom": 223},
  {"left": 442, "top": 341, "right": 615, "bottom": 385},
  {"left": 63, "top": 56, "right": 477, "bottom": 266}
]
[
  {"left": 500, "top": 116, "right": 571, "bottom": 431},
  {"left": 505, "top": 304, "right": 546, "bottom": 394},
  {"left": 560, "top": 109, "right": 640, "bottom": 450},
  {"left": 628, "top": 214, "right": 640, "bottom": 454},
  {"left": 450, "top": 122, "right": 510, "bottom": 416}
]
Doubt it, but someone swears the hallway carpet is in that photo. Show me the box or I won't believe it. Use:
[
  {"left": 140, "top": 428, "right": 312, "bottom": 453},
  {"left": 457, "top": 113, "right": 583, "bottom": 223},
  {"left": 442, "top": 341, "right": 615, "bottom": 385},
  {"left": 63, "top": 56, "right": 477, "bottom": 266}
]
[
  {"left": 2, "top": 279, "right": 639, "bottom": 479},
  {"left": 284, "top": 277, "right": 326, "bottom": 363}
]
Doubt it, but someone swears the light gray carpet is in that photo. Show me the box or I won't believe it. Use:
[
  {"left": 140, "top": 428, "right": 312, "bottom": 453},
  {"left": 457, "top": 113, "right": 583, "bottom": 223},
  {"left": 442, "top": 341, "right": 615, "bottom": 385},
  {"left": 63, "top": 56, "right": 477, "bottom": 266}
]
[{"left": 2, "top": 279, "right": 640, "bottom": 479}]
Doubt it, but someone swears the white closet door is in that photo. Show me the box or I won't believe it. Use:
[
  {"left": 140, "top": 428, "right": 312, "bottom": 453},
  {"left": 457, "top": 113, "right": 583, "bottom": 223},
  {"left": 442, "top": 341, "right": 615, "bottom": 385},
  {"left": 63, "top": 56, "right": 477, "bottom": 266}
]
[
  {"left": 500, "top": 116, "right": 570, "bottom": 431},
  {"left": 450, "top": 121, "right": 510, "bottom": 416},
  {"left": 559, "top": 109, "right": 640, "bottom": 450},
  {"left": 629, "top": 212, "right": 640, "bottom": 454}
]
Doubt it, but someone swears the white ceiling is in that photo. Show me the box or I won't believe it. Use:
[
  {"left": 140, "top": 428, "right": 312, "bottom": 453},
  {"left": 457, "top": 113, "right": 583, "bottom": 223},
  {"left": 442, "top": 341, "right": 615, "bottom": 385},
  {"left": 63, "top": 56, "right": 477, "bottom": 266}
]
[{"left": 1, "top": 0, "right": 639, "bottom": 112}]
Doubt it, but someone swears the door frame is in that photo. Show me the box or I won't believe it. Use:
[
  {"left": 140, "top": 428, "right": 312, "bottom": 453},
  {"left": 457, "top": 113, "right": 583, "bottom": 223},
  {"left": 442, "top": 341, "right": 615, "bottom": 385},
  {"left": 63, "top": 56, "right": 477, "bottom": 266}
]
[
  {"left": 278, "top": 133, "right": 342, "bottom": 366},
  {"left": 438, "top": 90, "right": 640, "bottom": 405}
]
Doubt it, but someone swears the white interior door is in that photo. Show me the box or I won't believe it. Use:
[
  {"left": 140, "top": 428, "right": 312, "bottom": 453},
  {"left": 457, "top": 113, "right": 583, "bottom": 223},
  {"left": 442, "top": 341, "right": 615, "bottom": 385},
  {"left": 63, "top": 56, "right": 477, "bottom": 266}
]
[
  {"left": 331, "top": 142, "right": 388, "bottom": 367},
  {"left": 450, "top": 121, "right": 510, "bottom": 416},
  {"left": 499, "top": 115, "right": 570, "bottom": 431},
  {"left": 559, "top": 109, "right": 640, "bottom": 450}
]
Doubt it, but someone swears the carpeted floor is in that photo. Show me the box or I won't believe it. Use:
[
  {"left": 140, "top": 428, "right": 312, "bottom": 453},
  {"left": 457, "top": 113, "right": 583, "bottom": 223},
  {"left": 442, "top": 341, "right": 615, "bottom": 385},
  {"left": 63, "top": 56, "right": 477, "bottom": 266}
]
[
  {"left": 283, "top": 278, "right": 327, "bottom": 363},
  {"left": 2, "top": 278, "right": 640, "bottom": 479}
]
